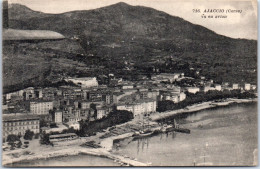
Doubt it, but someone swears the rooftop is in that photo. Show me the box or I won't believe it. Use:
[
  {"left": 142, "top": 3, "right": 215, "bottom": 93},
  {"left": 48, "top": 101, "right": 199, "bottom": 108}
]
[
  {"left": 3, "top": 113, "right": 40, "bottom": 122},
  {"left": 66, "top": 77, "right": 96, "bottom": 80},
  {"left": 49, "top": 133, "right": 77, "bottom": 138}
]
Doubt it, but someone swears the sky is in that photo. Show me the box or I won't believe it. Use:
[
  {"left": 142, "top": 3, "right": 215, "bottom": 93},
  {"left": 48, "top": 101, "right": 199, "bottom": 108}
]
[{"left": 8, "top": 0, "right": 257, "bottom": 40}]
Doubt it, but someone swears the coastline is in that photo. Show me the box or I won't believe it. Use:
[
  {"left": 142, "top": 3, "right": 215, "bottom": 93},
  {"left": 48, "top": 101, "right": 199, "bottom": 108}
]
[
  {"left": 3, "top": 97, "right": 257, "bottom": 167},
  {"left": 150, "top": 98, "right": 257, "bottom": 121}
]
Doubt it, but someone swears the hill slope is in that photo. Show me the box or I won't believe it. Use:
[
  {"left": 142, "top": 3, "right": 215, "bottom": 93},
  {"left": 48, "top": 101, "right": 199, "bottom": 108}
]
[
  {"left": 3, "top": 30, "right": 86, "bottom": 93},
  {"left": 6, "top": 2, "right": 257, "bottom": 86}
]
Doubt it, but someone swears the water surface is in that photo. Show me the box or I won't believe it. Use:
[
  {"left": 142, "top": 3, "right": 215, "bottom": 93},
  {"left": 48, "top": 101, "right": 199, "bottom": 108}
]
[{"left": 114, "top": 103, "right": 258, "bottom": 166}]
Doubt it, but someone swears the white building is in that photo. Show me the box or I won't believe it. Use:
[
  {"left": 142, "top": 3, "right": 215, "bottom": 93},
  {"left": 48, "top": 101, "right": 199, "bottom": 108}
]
[
  {"left": 179, "top": 92, "right": 186, "bottom": 102},
  {"left": 251, "top": 85, "right": 257, "bottom": 90},
  {"left": 66, "top": 121, "right": 80, "bottom": 130},
  {"left": 204, "top": 85, "right": 221, "bottom": 92},
  {"left": 232, "top": 84, "right": 239, "bottom": 90},
  {"left": 244, "top": 83, "right": 251, "bottom": 91},
  {"left": 215, "top": 84, "right": 222, "bottom": 91},
  {"left": 122, "top": 85, "right": 134, "bottom": 89},
  {"left": 96, "top": 107, "right": 107, "bottom": 119},
  {"left": 151, "top": 73, "right": 182, "bottom": 83},
  {"left": 54, "top": 110, "right": 63, "bottom": 124},
  {"left": 65, "top": 77, "right": 98, "bottom": 88},
  {"left": 29, "top": 101, "right": 53, "bottom": 115},
  {"left": 117, "top": 99, "right": 156, "bottom": 116},
  {"left": 186, "top": 87, "right": 200, "bottom": 94},
  {"left": 5, "top": 89, "right": 24, "bottom": 100},
  {"left": 3, "top": 114, "right": 40, "bottom": 140},
  {"left": 203, "top": 86, "right": 211, "bottom": 92}
]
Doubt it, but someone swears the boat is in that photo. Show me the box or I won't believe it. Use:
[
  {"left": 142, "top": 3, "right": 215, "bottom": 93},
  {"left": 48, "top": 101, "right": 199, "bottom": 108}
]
[
  {"left": 133, "top": 129, "right": 154, "bottom": 138},
  {"left": 133, "top": 115, "right": 154, "bottom": 138},
  {"left": 166, "top": 127, "right": 190, "bottom": 134},
  {"left": 165, "top": 119, "right": 191, "bottom": 134}
]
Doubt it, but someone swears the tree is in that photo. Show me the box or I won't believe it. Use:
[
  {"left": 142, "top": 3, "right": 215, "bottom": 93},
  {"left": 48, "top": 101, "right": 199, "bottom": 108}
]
[
  {"left": 40, "top": 119, "right": 48, "bottom": 127},
  {"left": 7, "top": 134, "right": 20, "bottom": 143},
  {"left": 16, "top": 141, "right": 22, "bottom": 148},
  {"left": 24, "top": 130, "right": 34, "bottom": 140},
  {"left": 40, "top": 132, "right": 51, "bottom": 145},
  {"left": 50, "top": 123, "right": 58, "bottom": 128},
  {"left": 79, "top": 110, "right": 134, "bottom": 136}
]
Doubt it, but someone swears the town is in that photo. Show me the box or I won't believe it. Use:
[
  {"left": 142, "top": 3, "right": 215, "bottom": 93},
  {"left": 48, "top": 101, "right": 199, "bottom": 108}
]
[{"left": 2, "top": 71, "right": 256, "bottom": 149}]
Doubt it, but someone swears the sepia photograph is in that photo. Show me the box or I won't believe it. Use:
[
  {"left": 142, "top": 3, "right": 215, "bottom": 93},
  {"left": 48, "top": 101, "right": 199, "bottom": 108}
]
[{"left": 2, "top": 0, "right": 258, "bottom": 167}]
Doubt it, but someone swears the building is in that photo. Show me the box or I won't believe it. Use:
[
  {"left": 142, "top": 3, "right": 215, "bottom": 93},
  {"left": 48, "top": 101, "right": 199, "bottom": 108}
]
[
  {"left": 151, "top": 73, "right": 182, "bottom": 83},
  {"left": 29, "top": 100, "right": 53, "bottom": 115},
  {"left": 203, "top": 85, "right": 221, "bottom": 92},
  {"left": 74, "top": 100, "right": 91, "bottom": 109},
  {"left": 35, "top": 88, "right": 43, "bottom": 98},
  {"left": 186, "top": 87, "right": 200, "bottom": 94},
  {"left": 5, "top": 89, "right": 24, "bottom": 102},
  {"left": 3, "top": 114, "right": 40, "bottom": 140},
  {"left": 23, "top": 89, "right": 36, "bottom": 100},
  {"left": 179, "top": 92, "right": 186, "bottom": 102},
  {"left": 117, "top": 99, "right": 156, "bottom": 116},
  {"left": 86, "top": 91, "right": 103, "bottom": 102},
  {"left": 251, "top": 85, "right": 257, "bottom": 90},
  {"left": 65, "top": 121, "right": 80, "bottom": 130},
  {"left": 53, "top": 110, "right": 63, "bottom": 124},
  {"left": 147, "top": 90, "right": 159, "bottom": 100},
  {"left": 215, "top": 84, "right": 222, "bottom": 91},
  {"left": 96, "top": 107, "right": 107, "bottom": 119},
  {"left": 65, "top": 77, "right": 98, "bottom": 88},
  {"left": 49, "top": 133, "right": 78, "bottom": 144},
  {"left": 121, "top": 85, "right": 134, "bottom": 89},
  {"left": 102, "top": 93, "right": 113, "bottom": 105},
  {"left": 203, "top": 86, "right": 211, "bottom": 92},
  {"left": 232, "top": 84, "right": 239, "bottom": 90},
  {"left": 159, "top": 91, "right": 186, "bottom": 103},
  {"left": 244, "top": 83, "right": 251, "bottom": 91}
]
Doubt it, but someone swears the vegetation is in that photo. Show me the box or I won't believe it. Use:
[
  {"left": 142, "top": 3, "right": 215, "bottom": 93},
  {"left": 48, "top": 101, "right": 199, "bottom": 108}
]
[
  {"left": 7, "top": 134, "right": 20, "bottom": 143},
  {"left": 157, "top": 90, "right": 256, "bottom": 112},
  {"left": 24, "top": 130, "right": 35, "bottom": 140},
  {"left": 40, "top": 132, "right": 51, "bottom": 145},
  {"left": 4, "top": 3, "right": 257, "bottom": 93},
  {"left": 6, "top": 135, "right": 22, "bottom": 150},
  {"left": 78, "top": 110, "right": 134, "bottom": 136},
  {"left": 40, "top": 119, "right": 49, "bottom": 128},
  {"left": 50, "top": 123, "right": 58, "bottom": 128}
]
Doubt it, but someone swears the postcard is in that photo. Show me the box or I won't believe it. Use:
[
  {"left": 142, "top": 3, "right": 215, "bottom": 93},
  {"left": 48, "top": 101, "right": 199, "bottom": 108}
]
[{"left": 2, "top": 0, "right": 257, "bottom": 167}]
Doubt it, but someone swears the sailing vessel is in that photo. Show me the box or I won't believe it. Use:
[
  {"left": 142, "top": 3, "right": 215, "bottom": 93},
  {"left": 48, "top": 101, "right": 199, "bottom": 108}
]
[
  {"left": 165, "top": 119, "right": 191, "bottom": 134},
  {"left": 133, "top": 115, "right": 154, "bottom": 138}
]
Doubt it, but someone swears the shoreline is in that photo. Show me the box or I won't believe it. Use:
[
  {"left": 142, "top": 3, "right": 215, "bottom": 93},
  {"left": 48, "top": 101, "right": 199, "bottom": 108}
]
[
  {"left": 150, "top": 98, "right": 257, "bottom": 121},
  {"left": 3, "top": 97, "right": 257, "bottom": 167},
  {"left": 4, "top": 143, "right": 149, "bottom": 167}
]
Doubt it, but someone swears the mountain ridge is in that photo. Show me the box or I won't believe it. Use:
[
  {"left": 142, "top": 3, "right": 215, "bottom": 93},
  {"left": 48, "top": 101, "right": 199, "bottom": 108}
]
[{"left": 4, "top": 2, "right": 258, "bottom": 89}]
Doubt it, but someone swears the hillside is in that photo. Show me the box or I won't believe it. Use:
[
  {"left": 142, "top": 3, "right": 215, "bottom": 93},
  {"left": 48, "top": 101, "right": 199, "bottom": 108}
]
[
  {"left": 3, "top": 32, "right": 86, "bottom": 93},
  {"left": 5, "top": 2, "right": 257, "bottom": 90}
]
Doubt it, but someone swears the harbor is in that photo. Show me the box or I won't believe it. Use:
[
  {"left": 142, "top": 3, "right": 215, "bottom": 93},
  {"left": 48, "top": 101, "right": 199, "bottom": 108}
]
[
  {"left": 113, "top": 102, "right": 257, "bottom": 166},
  {"left": 3, "top": 99, "right": 257, "bottom": 167}
]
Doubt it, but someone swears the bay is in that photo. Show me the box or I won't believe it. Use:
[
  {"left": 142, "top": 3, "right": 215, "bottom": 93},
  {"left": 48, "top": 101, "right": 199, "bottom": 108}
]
[
  {"left": 113, "top": 102, "right": 258, "bottom": 166},
  {"left": 10, "top": 102, "right": 257, "bottom": 166}
]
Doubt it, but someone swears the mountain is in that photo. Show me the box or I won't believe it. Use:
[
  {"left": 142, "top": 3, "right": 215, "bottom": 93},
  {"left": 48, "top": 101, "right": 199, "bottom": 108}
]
[{"left": 5, "top": 2, "right": 257, "bottom": 90}]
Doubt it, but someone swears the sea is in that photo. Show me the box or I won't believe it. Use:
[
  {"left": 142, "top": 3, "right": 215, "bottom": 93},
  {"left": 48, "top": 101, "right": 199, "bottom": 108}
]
[{"left": 10, "top": 102, "right": 257, "bottom": 167}]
